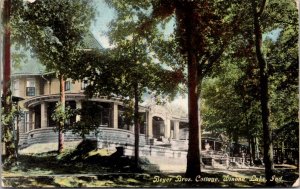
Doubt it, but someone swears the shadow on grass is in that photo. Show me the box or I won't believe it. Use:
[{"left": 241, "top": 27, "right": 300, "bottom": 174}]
[
  {"left": 4, "top": 140, "right": 160, "bottom": 175},
  {"left": 59, "top": 140, "right": 160, "bottom": 174},
  {"left": 2, "top": 140, "right": 299, "bottom": 187},
  {"left": 3, "top": 176, "right": 61, "bottom": 188}
]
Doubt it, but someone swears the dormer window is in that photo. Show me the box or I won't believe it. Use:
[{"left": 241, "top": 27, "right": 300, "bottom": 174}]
[{"left": 26, "top": 79, "right": 35, "bottom": 96}]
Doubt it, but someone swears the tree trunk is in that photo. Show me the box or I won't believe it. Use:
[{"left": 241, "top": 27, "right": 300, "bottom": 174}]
[
  {"left": 16, "top": 107, "right": 20, "bottom": 156},
  {"left": 134, "top": 82, "right": 140, "bottom": 170},
  {"left": 252, "top": 0, "right": 274, "bottom": 185},
  {"left": 197, "top": 85, "right": 202, "bottom": 165},
  {"left": 251, "top": 136, "right": 256, "bottom": 163},
  {"left": 248, "top": 136, "right": 253, "bottom": 166},
  {"left": 182, "top": 3, "right": 201, "bottom": 179},
  {"left": 58, "top": 74, "right": 65, "bottom": 153},
  {"left": 3, "top": 0, "right": 10, "bottom": 98},
  {"left": 186, "top": 51, "right": 201, "bottom": 179},
  {"left": 243, "top": 108, "right": 253, "bottom": 165},
  {"left": 2, "top": 0, "right": 16, "bottom": 167},
  {"left": 233, "top": 131, "right": 239, "bottom": 144}
]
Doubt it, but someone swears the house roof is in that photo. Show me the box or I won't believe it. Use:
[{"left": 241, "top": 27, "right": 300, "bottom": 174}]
[
  {"left": 12, "top": 31, "right": 103, "bottom": 76},
  {"left": 81, "top": 31, "right": 104, "bottom": 50},
  {"left": 12, "top": 55, "right": 45, "bottom": 76}
]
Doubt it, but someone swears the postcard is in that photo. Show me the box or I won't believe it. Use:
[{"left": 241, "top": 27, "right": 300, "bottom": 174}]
[{"left": 1, "top": 0, "right": 299, "bottom": 188}]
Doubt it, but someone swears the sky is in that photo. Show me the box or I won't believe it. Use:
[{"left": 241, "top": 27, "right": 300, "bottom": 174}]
[
  {"left": 90, "top": 0, "right": 116, "bottom": 48},
  {"left": 90, "top": 0, "right": 175, "bottom": 48}
]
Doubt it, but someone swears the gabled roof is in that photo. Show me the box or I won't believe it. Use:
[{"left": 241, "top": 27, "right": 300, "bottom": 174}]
[
  {"left": 12, "top": 54, "right": 46, "bottom": 76},
  {"left": 81, "top": 31, "right": 104, "bottom": 50},
  {"left": 12, "top": 31, "right": 103, "bottom": 76}
]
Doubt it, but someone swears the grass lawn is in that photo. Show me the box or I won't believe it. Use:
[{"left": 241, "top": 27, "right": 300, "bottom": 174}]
[{"left": 2, "top": 141, "right": 299, "bottom": 187}]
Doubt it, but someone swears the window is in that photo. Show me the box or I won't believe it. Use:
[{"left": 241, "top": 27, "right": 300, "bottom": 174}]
[
  {"left": 13, "top": 79, "right": 20, "bottom": 96},
  {"left": 26, "top": 79, "right": 35, "bottom": 96},
  {"left": 65, "top": 81, "right": 71, "bottom": 91},
  {"left": 81, "top": 78, "right": 90, "bottom": 90},
  {"left": 26, "top": 87, "right": 35, "bottom": 96}
]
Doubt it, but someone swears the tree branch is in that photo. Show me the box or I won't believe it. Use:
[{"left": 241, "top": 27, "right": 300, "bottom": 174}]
[
  {"left": 257, "top": 0, "right": 268, "bottom": 17},
  {"left": 201, "top": 46, "right": 225, "bottom": 77},
  {"left": 272, "top": 18, "right": 298, "bottom": 26},
  {"left": 197, "top": 54, "right": 209, "bottom": 78}
]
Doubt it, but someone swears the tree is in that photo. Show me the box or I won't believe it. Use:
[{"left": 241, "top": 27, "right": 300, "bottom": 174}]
[
  {"left": 1, "top": 0, "right": 18, "bottom": 167},
  {"left": 251, "top": 0, "right": 297, "bottom": 185},
  {"left": 68, "top": 101, "right": 103, "bottom": 140},
  {"left": 251, "top": 0, "right": 275, "bottom": 184},
  {"left": 11, "top": 0, "right": 95, "bottom": 153}
]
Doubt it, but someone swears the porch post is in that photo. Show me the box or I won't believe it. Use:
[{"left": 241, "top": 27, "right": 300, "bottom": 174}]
[
  {"left": 28, "top": 109, "right": 33, "bottom": 131},
  {"left": 75, "top": 100, "right": 82, "bottom": 122},
  {"left": 28, "top": 110, "right": 32, "bottom": 131},
  {"left": 32, "top": 112, "right": 35, "bottom": 130},
  {"left": 40, "top": 102, "right": 48, "bottom": 128},
  {"left": 174, "top": 121, "right": 180, "bottom": 140},
  {"left": 147, "top": 112, "right": 153, "bottom": 137},
  {"left": 111, "top": 103, "right": 118, "bottom": 129},
  {"left": 164, "top": 119, "right": 171, "bottom": 139},
  {"left": 213, "top": 141, "right": 216, "bottom": 151}
]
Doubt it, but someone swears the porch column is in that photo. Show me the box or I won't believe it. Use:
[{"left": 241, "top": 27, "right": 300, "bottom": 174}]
[
  {"left": 147, "top": 112, "right": 153, "bottom": 137},
  {"left": 76, "top": 100, "right": 82, "bottom": 122},
  {"left": 213, "top": 141, "right": 216, "bottom": 151},
  {"left": 164, "top": 119, "right": 171, "bottom": 139},
  {"left": 40, "top": 102, "right": 48, "bottom": 128},
  {"left": 29, "top": 110, "right": 35, "bottom": 130},
  {"left": 170, "top": 130, "right": 174, "bottom": 139},
  {"left": 32, "top": 112, "right": 36, "bottom": 129},
  {"left": 111, "top": 103, "right": 118, "bottom": 129},
  {"left": 27, "top": 110, "right": 32, "bottom": 131},
  {"left": 174, "top": 121, "right": 180, "bottom": 140}
]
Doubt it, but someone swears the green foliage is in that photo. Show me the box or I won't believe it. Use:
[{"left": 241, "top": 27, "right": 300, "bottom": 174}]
[
  {"left": 202, "top": 0, "right": 298, "bottom": 163},
  {"left": 1, "top": 106, "right": 17, "bottom": 130},
  {"left": 202, "top": 58, "right": 263, "bottom": 143},
  {"left": 69, "top": 102, "right": 104, "bottom": 139},
  {"left": 266, "top": 21, "right": 298, "bottom": 147},
  {"left": 75, "top": 45, "right": 179, "bottom": 104},
  {"left": 1, "top": 91, "right": 23, "bottom": 167},
  {"left": 11, "top": 0, "right": 96, "bottom": 152},
  {"left": 51, "top": 102, "right": 75, "bottom": 133},
  {"left": 103, "top": 0, "right": 183, "bottom": 99},
  {"left": 11, "top": 0, "right": 96, "bottom": 75},
  {"left": 11, "top": 50, "right": 28, "bottom": 69}
]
